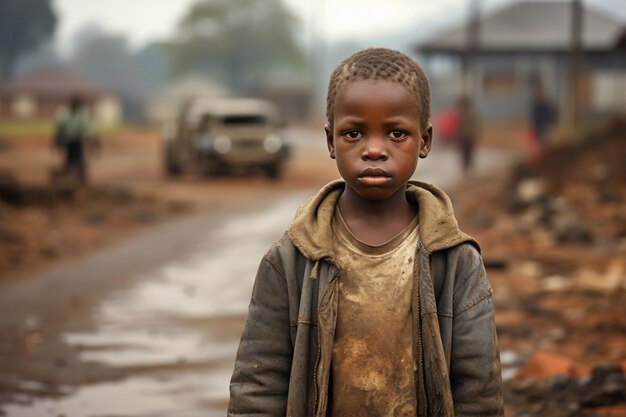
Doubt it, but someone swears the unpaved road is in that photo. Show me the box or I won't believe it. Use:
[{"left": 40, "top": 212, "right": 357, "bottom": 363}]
[{"left": 0, "top": 127, "right": 519, "bottom": 416}]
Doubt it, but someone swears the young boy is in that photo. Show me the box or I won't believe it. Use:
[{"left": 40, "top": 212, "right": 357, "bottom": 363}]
[{"left": 228, "top": 48, "right": 503, "bottom": 417}]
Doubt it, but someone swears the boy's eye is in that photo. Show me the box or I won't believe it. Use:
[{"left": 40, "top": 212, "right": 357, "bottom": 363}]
[
  {"left": 343, "top": 130, "right": 362, "bottom": 140},
  {"left": 389, "top": 130, "right": 407, "bottom": 140}
]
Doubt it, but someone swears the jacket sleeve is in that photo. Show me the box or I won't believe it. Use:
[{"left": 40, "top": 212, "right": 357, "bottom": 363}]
[
  {"left": 228, "top": 253, "right": 293, "bottom": 416},
  {"left": 450, "top": 247, "right": 504, "bottom": 417}
]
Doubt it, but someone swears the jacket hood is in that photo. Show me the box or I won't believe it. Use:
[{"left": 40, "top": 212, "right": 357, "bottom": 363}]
[{"left": 287, "top": 179, "right": 477, "bottom": 262}]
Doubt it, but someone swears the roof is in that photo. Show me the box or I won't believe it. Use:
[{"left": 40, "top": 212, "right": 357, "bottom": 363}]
[
  {"left": 0, "top": 69, "right": 112, "bottom": 99},
  {"left": 418, "top": 0, "right": 625, "bottom": 54}
]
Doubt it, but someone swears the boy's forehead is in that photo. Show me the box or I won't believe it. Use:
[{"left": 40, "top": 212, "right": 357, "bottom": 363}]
[
  {"left": 335, "top": 79, "right": 420, "bottom": 109},
  {"left": 331, "top": 83, "right": 423, "bottom": 126},
  {"left": 339, "top": 79, "right": 414, "bottom": 97}
]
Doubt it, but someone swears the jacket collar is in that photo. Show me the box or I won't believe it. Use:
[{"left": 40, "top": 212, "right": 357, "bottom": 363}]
[{"left": 287, "top": 179, "right": 478, "bottom": 262}]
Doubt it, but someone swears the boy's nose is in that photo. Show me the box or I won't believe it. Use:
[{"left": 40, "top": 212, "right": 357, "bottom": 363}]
[{"left": 362, "top": 137, "right": 388, "bottom": 161}]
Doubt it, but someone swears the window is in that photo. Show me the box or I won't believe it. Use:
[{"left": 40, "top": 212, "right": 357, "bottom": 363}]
[{"left": 221, "top": 115, "right": 267, "bottom": 125}]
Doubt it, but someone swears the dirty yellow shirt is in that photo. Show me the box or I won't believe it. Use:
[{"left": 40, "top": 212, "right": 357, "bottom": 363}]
[{"left": 330, "top": 209, "right": 419, "bottom": 417}]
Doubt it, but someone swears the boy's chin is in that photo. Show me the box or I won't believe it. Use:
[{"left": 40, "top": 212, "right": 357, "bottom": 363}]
[{"left": 348, "top": 185, "right": 405, "bottom": 202}]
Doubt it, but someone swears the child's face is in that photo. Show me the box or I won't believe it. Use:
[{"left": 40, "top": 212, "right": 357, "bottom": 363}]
[{"left": 326, "top": 79, "right": 432, "bottom": 201}]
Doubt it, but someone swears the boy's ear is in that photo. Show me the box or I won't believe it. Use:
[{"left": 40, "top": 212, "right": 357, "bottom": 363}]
[
  {"left": 324, "top": 124, "right": 336, "bottom": 159},
  {"left": 419, "top": 123, "right": 433, "bottom": 159}
]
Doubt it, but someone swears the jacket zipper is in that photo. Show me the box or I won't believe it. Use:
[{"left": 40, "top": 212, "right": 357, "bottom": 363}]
[
  {"left": 415, "top": 242, "right": 428, "bottom": 415},
  {"left": 313, "top": 262, "right": 338, "bottom": 417},
  {"left": 312, "top": 325, "right": 322, "bottom": 416}
]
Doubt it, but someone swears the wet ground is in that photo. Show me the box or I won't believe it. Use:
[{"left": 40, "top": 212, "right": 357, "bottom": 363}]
[
  {"left": 0, "top": 192, "right": 308, "bottom": 416},
  {"left": 0, "top": 126, "right": 519, "bottom": 416}
]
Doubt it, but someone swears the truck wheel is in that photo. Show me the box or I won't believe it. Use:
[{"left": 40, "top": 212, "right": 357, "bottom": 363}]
[
  {"left": 165, "top": 143, "right": 181, "bottom": 177},
  {"left": 265, "top": 164, "right": 281, "bottom": 180}
]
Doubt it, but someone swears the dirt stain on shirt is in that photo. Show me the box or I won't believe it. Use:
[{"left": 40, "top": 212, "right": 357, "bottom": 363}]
[{"left": 330, "top": 211, "right": 419, "bottom": 416}]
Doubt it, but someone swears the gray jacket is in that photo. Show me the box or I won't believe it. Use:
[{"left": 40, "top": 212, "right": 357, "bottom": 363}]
[{"left": 229, "top": 180, "right": 504, "bottom": 416}]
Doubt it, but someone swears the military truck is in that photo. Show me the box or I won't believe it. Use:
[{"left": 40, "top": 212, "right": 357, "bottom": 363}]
[{"left": 164, "top": 96, "right": 289, "bottom": 179}]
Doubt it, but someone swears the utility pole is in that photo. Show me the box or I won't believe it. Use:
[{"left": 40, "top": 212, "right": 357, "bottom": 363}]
[
  {"left": 567, "top": 0, "right": 583, "bottom": 126},
  {"left": 463, "top": 0, "right": 481, "bottom": 101}
]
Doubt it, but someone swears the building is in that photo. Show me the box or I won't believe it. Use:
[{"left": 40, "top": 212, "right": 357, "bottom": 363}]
[
  {"left": 0, "top": 69, "right": 122, "bottom": 126},
  {"left": 416, "top": 0, "right": 626, "bottom": 123}
]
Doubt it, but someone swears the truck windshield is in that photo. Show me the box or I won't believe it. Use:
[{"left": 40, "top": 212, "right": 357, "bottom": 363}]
[{"left": 221, "top": 115, "right": 268, "bottom": 125}]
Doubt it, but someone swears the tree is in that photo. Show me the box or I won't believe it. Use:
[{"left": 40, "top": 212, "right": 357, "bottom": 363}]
[
  {"left": 72, "top": 34, "right": 149, "bottom": 121},
  {"left": 14, "top": 41, "right": 62, "bottom": 77},
  {"left": 0, "top": 0, "right": 57, "bottom": 81},
  {"left": 72, "top": 35, "right": 144, "bottom": 93},
  {"left": 170, "top": 0, "right": 307, "bottom": 92}
]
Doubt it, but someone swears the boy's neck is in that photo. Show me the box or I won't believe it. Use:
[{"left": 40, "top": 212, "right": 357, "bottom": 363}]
[{"left": 338, "top": 186, "right": 417, "bottom": 246}]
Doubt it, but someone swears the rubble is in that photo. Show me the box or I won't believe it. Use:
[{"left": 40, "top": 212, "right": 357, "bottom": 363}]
[
  {"left": 454, "top": 116, "right": 626, "bottom": 416},
  {"left": 509, "top": 360, "right": 626, "bottom": 417}
]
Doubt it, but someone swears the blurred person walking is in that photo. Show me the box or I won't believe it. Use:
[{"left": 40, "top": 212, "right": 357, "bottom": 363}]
[
  {"left": 526, "top": 85, "right": 557, "bottom": 164},
  {"left": 53, "top": 96, "right": 94, "bottom": 183},
  {"left": 456, "top": 95, "right": 480, "bottom": 173},
  {"left": 530, "top": 85, "right": 557, "bottom": 147}
]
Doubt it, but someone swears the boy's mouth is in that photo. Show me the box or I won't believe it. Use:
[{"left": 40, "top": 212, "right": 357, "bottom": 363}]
[{"left": 359, "top": 167, "right": 391, "bottom": 185}]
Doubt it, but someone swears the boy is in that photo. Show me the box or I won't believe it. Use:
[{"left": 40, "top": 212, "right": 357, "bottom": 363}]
[{"left": 228, "top": 48, "right": 503, "bottom": 416}]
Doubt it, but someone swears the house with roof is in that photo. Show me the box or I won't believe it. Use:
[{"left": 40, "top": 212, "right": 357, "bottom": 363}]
[
  {"left": 416, "top": 0, "right": 626, "bottom": 123},
  {"left": 0, "top": 69, "right": 122, "bottom": 126}
]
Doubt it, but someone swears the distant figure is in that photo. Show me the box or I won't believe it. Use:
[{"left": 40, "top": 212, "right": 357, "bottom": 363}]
[
  {"left": 456, "top": 95, "right": 480, "bottom": 173},
  {"left": 54, "top": 96, "right": 93, "bottom": 183},
  {"left": 530, "top": 86, "right": 556, "bottom": 146},
  {"left": 435, "top": 105, "right": 460, "bottom": 145}
]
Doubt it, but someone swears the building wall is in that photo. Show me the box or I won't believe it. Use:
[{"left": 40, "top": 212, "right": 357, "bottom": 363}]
[
  {"left": 427, "top": 50, "right": 626, "bottom": 124},
  {"left": 93, "top": 96, "right": 122, "bottom": 126},
  {"left": 11, "top": 95, "right": 37, "bottom": 119},
  {"left": 592, "top": 71, "right": 626, "bottom": 112}
]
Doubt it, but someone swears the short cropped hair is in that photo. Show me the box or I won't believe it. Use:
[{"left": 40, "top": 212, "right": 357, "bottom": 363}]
[{"left": 326, "top": 48, "right": 431, "bottom": 130}]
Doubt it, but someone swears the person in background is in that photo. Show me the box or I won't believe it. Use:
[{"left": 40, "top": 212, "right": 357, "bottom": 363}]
[
  {"left": 530, "top": 85, "right": 557, "bottom": 147},
  {"left": 54, "top": 96, "right": 93, "bottom": 183},
  {"left": 456, "top": 95, "right": 480, "bottom": 173}
]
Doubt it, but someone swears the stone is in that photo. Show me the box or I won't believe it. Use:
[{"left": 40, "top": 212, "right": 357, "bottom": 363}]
[
  {"left": 552, "top": 212, "right": 592, "bottom": 244},
  {"left": 579, "top": 365, "right": 626, "bottom": 407},
  {"left": 517, "top": 178, "right": 548, "bottom": 206},
  {"left": 515, "top": 350, "right": 589, "bottom": 380}
]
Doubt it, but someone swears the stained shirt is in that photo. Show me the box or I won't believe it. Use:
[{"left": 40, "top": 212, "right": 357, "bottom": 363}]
[{"left": 330, "top": 209, "right": 419, "bottom": 417}]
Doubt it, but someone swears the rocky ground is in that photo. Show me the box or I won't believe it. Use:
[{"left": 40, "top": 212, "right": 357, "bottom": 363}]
[{"left": 453, "top": 117, "right": 626, "bottom": 417}]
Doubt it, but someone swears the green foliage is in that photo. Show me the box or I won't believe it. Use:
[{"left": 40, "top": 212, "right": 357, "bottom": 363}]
[
  {"left": 0, "top": 0, "right": 57, "bottom": 81},
  {"left": 170, "top": 0, "right": 307, "bottom": 92},
  {"left": 0, "top": 119, "right": 55, "bottom": 138}
]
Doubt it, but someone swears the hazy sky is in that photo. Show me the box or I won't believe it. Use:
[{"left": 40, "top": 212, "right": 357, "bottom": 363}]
[{"left": 52, "top": 0, "right": 626, "bottom": 53}]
